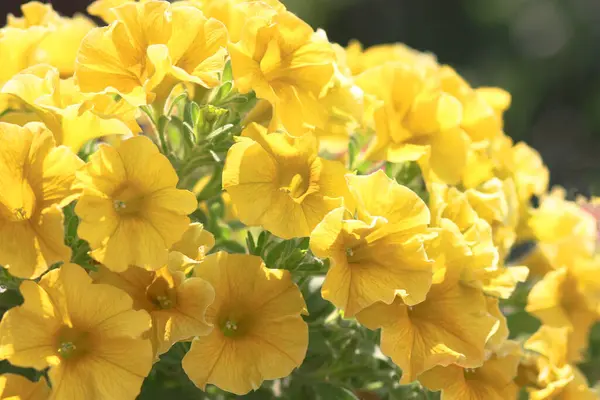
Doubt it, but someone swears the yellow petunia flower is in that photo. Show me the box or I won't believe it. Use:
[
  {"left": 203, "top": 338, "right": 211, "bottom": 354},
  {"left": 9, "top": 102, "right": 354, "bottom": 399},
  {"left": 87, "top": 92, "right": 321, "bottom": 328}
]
[
  {"left": 526, "top": 267, "right": 599, "bottom": 363},
  {"left": 0, "top": 122, "right": 82, "bottom": 279},
  {"left": 356, "top": 62, "right": 468, "bottom": 184},
  {"left": 344, "top": 41, "right": 438, "bottom": 77},
  {"left": 312, "top": 44, "right": 367, "bottom": 154},
  {"left": 0, "top": 374, "right": 49, "bottom": 400},
  {"left": 169, "top": 222, "right": 216, "bottom": 267},
  {"left": 438, "top": 66, "right": 506, "bottom": 144},
  {"left": 0, "top": 263, "right": 153, "bottom": 399},
  {"left": 310, "top": 170, "right": 434, "bottom": 316},
  {"left": 92, "top": 261, "right": 214, "bottom": 356},
  {"left": 188, "top": 0, "right": 286, "bottom": 43},
  {"left": 524, "top": 188, "right": 598, "bottom": 275},
  {"left": 418, "top": 340, "right": 521, "bottom": 400},
  {"left": 222, "top": 123, "right": 352, "bottom": 239},
  {"left": 1, "top": 65, "right": 137, "bottom": 152},
  {"left": 356, "top": 263, "right": 497, "bottom": 383},
  {"left": 182, "top": 252, "right": 308, "bottom": 395},
  {"left": 243, "top": 66, "right": 366, "bottom": 155},
  {"left": 228, "top": 6, "right": 335, "bottom": 137},
  {"left": 517, "top": 325, "right": 596, "bottom": 400},
  {"left": 6, "top": 1, "right": 95, "bottom": 78},
  {"left": 88, "top": 0, "right": 136, "bottom": 24},
  {"left": 0, "top": 26, "right": 47, "bottom": 87},
  {"left": 76, "top": 0, "right": 228, "bottom": 106},
  {"left": 73, "top": 135, "right": 198, "bottom": 272}
]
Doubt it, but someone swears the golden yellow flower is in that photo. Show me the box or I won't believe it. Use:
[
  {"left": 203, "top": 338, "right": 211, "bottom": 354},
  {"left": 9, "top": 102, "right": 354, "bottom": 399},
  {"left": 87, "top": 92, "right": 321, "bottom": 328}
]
[
  {"left": 427, "top": 182, "right": 522, "bottom": 296},
  {"left": 0, "top": 263, "right": 153, "bottom": 399},
  {"left": 222, "top": 123, "right": 352, "bottom": 239},
  {"left": 1, "top": 64, "right": 136, "bottom": 152},
  {"left": 438, "top": 66, "right": 506, "bottom": 144},
  {"left": 526, "top": 267, "right": 599, "bottom": 363},
  {"left": 76, "top": 0, "right": 228, "bottom": 106},
  {"left": 310, "top": 170, "right": 434, "bottom": 316},
  {"left": 88, "top": 0, "right": 135, "bottom": 24},
  {"left": 229, "top": 6, "right": 335, "bottom": 137},
  {"left": 0, "top": 26, "right": 47, "bottom": 86},
  {"left": 74, "top": 135, "right": 198, "bottom": 271},
  {"left": 182, "top": 252, "right": 308, "bottom": 395},
  {"left": 529, "top": 188, "right": 597, "bottom": 258},
  {"left": 6, "top": 1, "right": 95, "bottom": 77},
  {"left": 0, "top": 122, "right": 82, "bottom": 279},
  {"left": 92, "top": 259, "right": 215, "bottom": 356},
  {"left": 356, "top": 62, "right": 468, "bottom": 184},
  {"left": 344, "top": 41, "right": 438, "bottom": 77},
  {"left": 169, "top": 222, "right": 216, "bottom": 265},
  {"left": 189, "top": 0, "right": 286, "bottom": 43},
  {"left": 522, "top": 188, "right": 598, "bottom": 277},
  {"left": 0, "top": 374, "right": 49, "bottom": 400},
  {"left": 418, "top": 341, "right": 521, "bottom": 400},
  {"left": 356, "top": 263, "right": 497, "bottom": 383},
  {"left": 312, "top": 45, "right": 366, "bottom": 154},
  {"left": 517, "top": 325, "right": 596, "bottom": 400}
]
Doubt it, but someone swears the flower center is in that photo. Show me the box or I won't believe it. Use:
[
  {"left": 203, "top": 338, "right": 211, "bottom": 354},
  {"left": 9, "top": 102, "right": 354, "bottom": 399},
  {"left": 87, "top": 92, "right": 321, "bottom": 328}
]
[
  {"left": 345, "top": 247, "right": 354, "bottom": 257},
  {"left": 146, "top": 270, "right": 177, "bottom": 311},
  {"left": 280, "top": 173, "right": 309, "bottom": 200},
  {"left": 56, "top": 326, "right": 90, "bottom": 360},
  {"left": 58, "top": 341, "right": 77, "bottom": 358},
  {"left": 221, "top": 319, "right": 240, "bottom": 337},
  {"left": 2, "top": 181, "right": 36, "bottom": 222},
  {"left": 112, "top": 184, "right": 144, "bottom": 215},
  {"left": 154, "top": 295, "right": 174, "bottom": 309},
  {"left": 463, "top": 367, "right": 480, "bottom": 380}
]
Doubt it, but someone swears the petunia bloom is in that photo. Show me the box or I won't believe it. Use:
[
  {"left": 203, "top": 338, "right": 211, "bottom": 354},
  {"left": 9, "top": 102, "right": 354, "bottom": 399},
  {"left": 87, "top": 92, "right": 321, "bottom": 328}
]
[
  {"left": 3, "top": 1, "right": 95, "bottom": 79},
  {"left": 92, "top": 223, "right": 216, "bottom": 356},
  {"left": 526, "top": 267, "right": 599, "bottom": 363},
  {"left": 418, "top": 341, "right": 521, "bottom": 400},
  {"left": 182, "top": 252, "right": 308, "bottom": 395},
  {"left": 222, "top": 122, "right": 352, "bottom": 239},
  {"left": 1, "top": 64, "right": 136, "bottom": 152},
  {"left": 0, "top": 122, "right": 82, "bottom": 279},
  {"left": 190, "top": 0, "right": 286, "bottom": 43},
  {"left": 356, "top": 262, "right": 497, "bottom": 383},
  {"left": 73, "top": 135, "right": 198, "bottom": 271},
  {"left": 517, "top": 325, "right": 596, "bottom": 400},
  {"left": 228, "top": 5, "right": 335, "bottom": 137},
  {"left": 355, "top": 62, "right": 468, "bottom": 184},
  {"left": 76, "top": 0, "right": 228, "bottom": 106},
  {"left": 0, "top": 263, "right": 153, "bottom": 399},
  {"left": 92, "top": 264, "right": 214, "bottom": 357},
  {"left": 0, "top": 374, "right": 49, "bottom": 400},
  {"left": 310, "top": 170, "right": 434, "bottom": 316}
]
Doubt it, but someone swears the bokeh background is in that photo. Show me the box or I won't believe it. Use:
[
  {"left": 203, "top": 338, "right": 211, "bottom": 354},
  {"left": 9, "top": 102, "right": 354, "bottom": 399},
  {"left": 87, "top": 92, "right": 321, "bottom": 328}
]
[{"left": 2, "top": 0, "right": 599, "bottom": 195}]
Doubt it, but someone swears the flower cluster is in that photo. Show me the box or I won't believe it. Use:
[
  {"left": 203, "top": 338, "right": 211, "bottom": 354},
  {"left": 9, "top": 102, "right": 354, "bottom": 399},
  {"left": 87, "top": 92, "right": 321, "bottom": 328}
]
[{"left": 0, "top": 1, "right": 598, "bottom": 399}]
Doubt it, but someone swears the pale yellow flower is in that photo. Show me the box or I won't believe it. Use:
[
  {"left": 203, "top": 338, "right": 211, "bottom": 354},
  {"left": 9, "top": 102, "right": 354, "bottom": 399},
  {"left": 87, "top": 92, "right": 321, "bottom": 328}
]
[
  {"left": 182, "top": 252, "right": 308, "bottom": 395},
  {"left": 0, "top": 263, "right": 153, "bottom": 399}
]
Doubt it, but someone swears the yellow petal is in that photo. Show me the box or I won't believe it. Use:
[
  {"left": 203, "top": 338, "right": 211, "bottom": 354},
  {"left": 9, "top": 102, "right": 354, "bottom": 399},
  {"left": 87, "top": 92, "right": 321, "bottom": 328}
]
[
  {"left": 169, "top": 222, "right": 215, "bottom": 261},
  {"left": 357, "top": 278, "right": 496, "bottom": 383},
  {"left": 0, "top": 374, "right": 49, "bottom": 400},
  {"left": 151, "top": 277, "right": 215, "bottom": 355},
  {"left": 0, "top": 281, "right": 61, "bottom": 370},
  {"left": 346, "top": 169, "right": 430, "bottom": 229}
]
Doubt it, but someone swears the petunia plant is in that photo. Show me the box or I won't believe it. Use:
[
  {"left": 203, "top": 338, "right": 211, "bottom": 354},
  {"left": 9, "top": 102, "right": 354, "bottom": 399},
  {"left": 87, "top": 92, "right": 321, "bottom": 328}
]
[{"left": 0, "top": 1, "right": 599, "bottom": 400}]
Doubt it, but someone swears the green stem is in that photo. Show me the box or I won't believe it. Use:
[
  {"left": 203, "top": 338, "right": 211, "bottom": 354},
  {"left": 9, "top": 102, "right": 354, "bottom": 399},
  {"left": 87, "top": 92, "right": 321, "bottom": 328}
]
[{"left": 140, "top": 105, "right": 169, "bottom": 155}]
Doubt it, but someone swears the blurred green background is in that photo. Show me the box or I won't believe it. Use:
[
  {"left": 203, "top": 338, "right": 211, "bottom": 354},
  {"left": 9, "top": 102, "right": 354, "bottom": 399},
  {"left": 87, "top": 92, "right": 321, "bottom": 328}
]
[{"left": 2, "top": 0, "right": 599, "bottom": 194}]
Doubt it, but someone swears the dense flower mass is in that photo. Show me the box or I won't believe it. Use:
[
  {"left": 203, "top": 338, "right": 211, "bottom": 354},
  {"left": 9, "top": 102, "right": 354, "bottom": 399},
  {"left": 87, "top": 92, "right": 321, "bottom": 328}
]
[{"left": 0, "top": 0, "right": 598, "bottom": 399}]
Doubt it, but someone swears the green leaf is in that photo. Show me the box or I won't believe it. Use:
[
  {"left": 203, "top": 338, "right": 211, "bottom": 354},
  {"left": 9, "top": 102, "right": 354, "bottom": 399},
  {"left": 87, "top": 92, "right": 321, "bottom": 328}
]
[
  {"left": 313, "top": 383, "right": 359, "bottom": 400},
  {"left": 184, "top": 101, "right": 201, "bottom": 131},
  {"left": 222, "top": 60, "right": 233, "bottom": 82}
]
